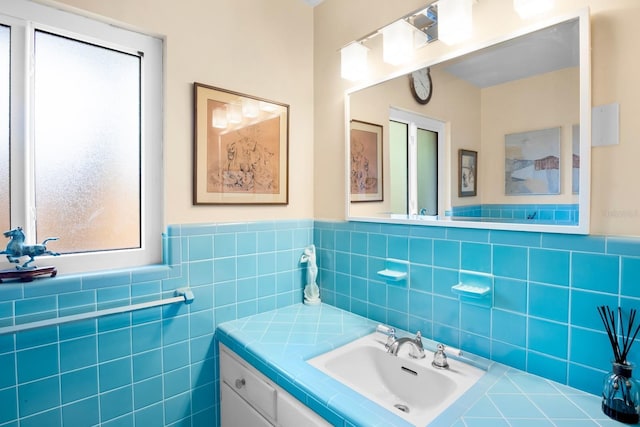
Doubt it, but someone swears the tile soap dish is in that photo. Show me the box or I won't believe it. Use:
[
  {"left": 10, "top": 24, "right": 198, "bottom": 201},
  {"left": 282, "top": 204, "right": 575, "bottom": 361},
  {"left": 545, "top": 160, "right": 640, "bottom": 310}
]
[
  {"left": 377, "top": 259, "right": 408, "bottom": 285},
  {"left": 451, "top": 283, "right": 491, "bottom": 298},
  {"left": 377, "top": 269, "right": 407, "bottom": 281}
]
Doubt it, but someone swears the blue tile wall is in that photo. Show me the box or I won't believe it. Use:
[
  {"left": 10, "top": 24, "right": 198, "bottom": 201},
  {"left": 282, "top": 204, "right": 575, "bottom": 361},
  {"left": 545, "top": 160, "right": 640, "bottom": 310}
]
[
  {"left": 0, "top": 220, "right": 313, "bottom": 427},
  {"left": 449, "top": 203, "right": 579, "bottom": 225},
  {"left": 3, "top": 217, "right": 640, "bottom": 426},
  {"left": 315, "top": 220, "right": 640, "bottom": 396}
]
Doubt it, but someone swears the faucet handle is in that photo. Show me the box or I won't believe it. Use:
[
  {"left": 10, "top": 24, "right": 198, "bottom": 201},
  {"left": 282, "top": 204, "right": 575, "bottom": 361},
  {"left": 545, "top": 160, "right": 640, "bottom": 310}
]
[
  {"left": 376, "top": 324, "right": 396, "bottom": 350},
  {"left": 376, "top": 324, "right": 396, "bottom": 336},
  {"left": 432, "top": 343, "right": 449, "bottom": 369}
]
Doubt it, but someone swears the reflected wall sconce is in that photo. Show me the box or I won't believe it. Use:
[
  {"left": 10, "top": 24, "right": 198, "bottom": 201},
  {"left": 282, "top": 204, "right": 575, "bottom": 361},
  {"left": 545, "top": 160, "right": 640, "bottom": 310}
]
[
  {"left": 242, "top": 98, "right": 260, "bottom": 118},
  {"left": 211, "top": 107, "right": 228, "bottom": 129},
  {"left": 513, "top": 0, "right": 555, "bottom": 19},
  {"left": 226, "top": 103, "right": 243, "bottom": 124}
]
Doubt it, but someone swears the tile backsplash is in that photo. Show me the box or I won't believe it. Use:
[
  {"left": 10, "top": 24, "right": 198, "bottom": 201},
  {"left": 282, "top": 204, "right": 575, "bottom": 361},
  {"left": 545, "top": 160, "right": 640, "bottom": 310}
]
[{"left": 314, "top": 220, "right": 640, "bottom": 396}]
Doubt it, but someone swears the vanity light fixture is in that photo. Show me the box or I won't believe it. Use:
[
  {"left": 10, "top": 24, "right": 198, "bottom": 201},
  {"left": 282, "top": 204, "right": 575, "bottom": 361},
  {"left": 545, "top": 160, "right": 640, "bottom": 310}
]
[
  {"left": 381, "top": 19, "right": 420, "bottom": 66},
  {"left": 339, "top": 2, "right": 438, "bottom": 80},
  {"left": 340, "top": 42, "right": 369, "bottom": 81},
  {"left": 513, "top": 0, "right": 554, "bottom": 19},
  {"left": 437, "top": 0, "right": 473, "bottom": 45}
]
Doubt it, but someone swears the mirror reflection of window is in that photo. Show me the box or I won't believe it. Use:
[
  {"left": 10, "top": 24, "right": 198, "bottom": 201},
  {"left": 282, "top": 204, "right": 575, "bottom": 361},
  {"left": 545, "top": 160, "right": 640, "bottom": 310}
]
[
  {"left": 417, "top": 128, "right": 438, "bottom": 216},
  {"left": 389, "top": 108, "right": 444, "bottom": 217},
  {"left": 389, "top": 120, "right": 408, "bottom": 215}
]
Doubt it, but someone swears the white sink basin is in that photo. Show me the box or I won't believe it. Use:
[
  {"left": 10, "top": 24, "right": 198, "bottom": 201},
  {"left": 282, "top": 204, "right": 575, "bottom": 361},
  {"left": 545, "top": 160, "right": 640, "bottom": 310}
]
[{"left": 307, "top": 332, "right": 485, "bottom": 426}]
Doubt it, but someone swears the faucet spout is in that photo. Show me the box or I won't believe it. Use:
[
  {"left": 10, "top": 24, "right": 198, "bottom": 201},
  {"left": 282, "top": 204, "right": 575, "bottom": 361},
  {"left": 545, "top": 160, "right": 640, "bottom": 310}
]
[{"left": 387, "top": 331, "right": 425, "bottom": 359}]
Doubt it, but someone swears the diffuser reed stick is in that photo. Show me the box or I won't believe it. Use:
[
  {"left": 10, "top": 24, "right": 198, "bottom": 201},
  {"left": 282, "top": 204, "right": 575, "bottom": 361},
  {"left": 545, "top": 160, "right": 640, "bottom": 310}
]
[{"left": 598, "top": 306, "right": 640, "bottom": 364}]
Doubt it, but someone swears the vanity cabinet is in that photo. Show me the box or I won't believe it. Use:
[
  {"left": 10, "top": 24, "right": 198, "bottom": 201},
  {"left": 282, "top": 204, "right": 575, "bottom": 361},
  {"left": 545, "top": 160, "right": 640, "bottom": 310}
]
[{"left": 219, "top": 344, "right": 330, "bottom": 427}]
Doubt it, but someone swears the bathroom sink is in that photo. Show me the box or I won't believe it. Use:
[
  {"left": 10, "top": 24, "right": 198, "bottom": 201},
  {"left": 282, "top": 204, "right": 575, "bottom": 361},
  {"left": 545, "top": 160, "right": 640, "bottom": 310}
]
[{"left": 307, "top": 332, "right": 485, "bottom": 426}]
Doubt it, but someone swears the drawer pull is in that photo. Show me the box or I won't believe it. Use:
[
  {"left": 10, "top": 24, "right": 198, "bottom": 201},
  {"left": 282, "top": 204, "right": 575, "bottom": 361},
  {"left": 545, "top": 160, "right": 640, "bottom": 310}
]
[{"left": 235, "top": 378, "right": 246, "bottom": 389}]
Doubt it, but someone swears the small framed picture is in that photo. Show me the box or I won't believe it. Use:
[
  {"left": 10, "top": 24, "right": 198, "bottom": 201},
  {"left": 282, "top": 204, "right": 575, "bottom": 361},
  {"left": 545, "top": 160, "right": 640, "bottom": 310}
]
[
  {"left": 350, "top": 120, "right": 383, "bottom": 202},
  {"left": 458, "top": 149, "right": 477, "bottom": 197}
]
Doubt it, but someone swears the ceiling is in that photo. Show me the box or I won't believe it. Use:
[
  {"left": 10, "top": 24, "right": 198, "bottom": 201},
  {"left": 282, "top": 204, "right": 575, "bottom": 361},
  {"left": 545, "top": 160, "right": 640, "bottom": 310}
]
[{"left": 442, "top": 17, "right": 579, "bottom": 88}]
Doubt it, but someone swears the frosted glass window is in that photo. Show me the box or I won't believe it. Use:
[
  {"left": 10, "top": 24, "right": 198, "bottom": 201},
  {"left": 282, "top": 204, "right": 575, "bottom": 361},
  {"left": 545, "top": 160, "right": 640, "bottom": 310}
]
[
  {"left": 416, "top": 128, "right": 438, "bottom": 216},
  {"left": 34, "top": 31, "right": 141, "bottom": 253},
  {"left": 389, "top": 120, "right": 408, "bottom": 215},
  {"left": 0, "top": 25, "right": 8, "bottom": 232}
]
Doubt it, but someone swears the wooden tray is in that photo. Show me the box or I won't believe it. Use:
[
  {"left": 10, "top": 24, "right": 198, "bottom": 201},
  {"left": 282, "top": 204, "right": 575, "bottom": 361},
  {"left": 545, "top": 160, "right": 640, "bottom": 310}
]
[{"left": 0, "top": 266, "right": 57, "bottom": 283}]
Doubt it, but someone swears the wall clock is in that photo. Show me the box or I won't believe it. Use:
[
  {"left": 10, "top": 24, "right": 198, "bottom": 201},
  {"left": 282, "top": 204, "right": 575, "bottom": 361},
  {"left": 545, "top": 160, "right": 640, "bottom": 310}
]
[{"left": 409, "top": 67, "right": 432, "bottom": 105}]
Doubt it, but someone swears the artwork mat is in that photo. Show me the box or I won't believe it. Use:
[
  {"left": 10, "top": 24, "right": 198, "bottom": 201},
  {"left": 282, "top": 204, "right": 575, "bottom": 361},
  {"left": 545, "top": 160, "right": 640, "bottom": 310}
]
[
  {"left": 350, "top": 119, "right": 383, "bottom": 202},
  {"left": 458, "top": 149, "right": 478, "bottom": 197},
  {"left": 505, "top": 127, "right": 561, "bottom": 196},
  {"left": 193, "top": 82, "right": 289, "bottom": 204}
]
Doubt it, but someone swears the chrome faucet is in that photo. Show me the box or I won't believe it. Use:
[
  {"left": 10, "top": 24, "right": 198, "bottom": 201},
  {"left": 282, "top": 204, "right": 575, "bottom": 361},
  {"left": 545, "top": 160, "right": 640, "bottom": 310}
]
[{"left": 387, "top": 331, "right": 426, "bottom": 359}]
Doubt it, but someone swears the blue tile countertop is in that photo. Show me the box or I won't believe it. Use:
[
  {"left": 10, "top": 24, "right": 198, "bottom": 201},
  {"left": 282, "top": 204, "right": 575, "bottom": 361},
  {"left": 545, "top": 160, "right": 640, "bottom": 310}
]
[{"left": 216, "top": 304, "right": 624, "bottom": 427}]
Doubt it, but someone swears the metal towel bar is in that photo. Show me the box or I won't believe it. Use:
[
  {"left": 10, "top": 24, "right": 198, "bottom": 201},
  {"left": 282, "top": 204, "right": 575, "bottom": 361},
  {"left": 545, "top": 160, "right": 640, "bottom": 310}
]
[{"left": 0, "top": 287, "right": 194, "bottom": 335}]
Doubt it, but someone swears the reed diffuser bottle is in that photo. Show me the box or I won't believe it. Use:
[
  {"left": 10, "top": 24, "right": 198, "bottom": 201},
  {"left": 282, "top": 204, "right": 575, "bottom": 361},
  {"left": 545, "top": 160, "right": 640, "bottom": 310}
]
[{"left": 599, "top": 306, "right": 640, "bottom": 424}]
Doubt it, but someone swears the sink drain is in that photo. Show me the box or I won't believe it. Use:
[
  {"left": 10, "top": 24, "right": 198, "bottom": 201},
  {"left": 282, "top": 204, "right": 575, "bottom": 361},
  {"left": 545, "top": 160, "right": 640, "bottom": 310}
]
[{"left": 394, "top": 403, "right": 410, "bottom": 413}]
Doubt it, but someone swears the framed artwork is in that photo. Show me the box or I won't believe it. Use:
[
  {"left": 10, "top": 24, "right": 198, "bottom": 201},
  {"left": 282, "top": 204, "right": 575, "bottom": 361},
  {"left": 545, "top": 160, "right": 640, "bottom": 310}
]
[
  {"left": 193, "top": 82, "right": 289, "bottom": 204},
  {"left": 350, "top": 120, "right": 383, "bottom": 202},
  {"left": 505, "top": 127, "right": 561, "bottom": 195},
  {"left": 458, "top": 149, "right": 477, "bottom": 197}
]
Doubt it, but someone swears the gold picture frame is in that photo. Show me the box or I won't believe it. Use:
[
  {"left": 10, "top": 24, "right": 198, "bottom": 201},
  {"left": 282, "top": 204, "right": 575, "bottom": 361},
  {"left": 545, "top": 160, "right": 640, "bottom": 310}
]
[
  {"left": 193, "top": 83, "right": 289, "bottom": 204},
  {"left": 350, "top": 119, "right": 383, "bottom": 202}
]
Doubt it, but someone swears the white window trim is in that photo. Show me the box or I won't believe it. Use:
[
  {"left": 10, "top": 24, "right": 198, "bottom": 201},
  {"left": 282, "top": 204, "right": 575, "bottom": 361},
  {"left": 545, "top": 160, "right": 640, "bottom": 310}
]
[
  {"left": 2, "top": 0, "right": 164, "bottom": 274},
  {"left": 390, "top": 107, "right": 445, "bottom": 217}
]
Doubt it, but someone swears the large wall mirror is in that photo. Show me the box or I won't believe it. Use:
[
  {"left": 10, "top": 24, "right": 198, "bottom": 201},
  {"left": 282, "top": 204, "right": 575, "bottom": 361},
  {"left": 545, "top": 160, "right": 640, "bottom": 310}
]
[{"left": 346, "top": 9, "right": 590, "bottom": 234}]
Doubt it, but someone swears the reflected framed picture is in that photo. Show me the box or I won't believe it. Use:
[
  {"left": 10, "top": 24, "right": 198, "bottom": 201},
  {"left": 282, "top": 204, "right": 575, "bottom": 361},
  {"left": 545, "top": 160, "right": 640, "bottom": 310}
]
[
  {"left": 350, "top": 119, "right": 383, "bottom": 202},
  {"left": 193, "top": 82, "right": 289, "bottom": 204},
  {"left": 458, "top": 149, "right": 477, "bottom": 197},
  {"left": 505, "top": 127, "right": 560, "bottom": 195}
]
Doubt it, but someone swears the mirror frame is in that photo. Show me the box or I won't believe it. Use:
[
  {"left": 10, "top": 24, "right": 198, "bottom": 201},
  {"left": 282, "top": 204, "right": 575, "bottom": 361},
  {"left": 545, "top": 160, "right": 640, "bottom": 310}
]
[{"left": 345, "top": 8, "right": 591, "bottom": 234}]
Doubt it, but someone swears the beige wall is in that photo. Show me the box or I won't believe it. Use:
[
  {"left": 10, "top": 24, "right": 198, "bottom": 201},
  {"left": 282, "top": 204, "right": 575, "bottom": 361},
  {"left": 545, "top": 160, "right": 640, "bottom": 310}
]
[
  {"left": 315, "top": 0, "right": 640, "bottom": 236},
  {"left": 47, "top": 0, "right": 315, "bottom": 226},
  {"left": 481, "top": 67, "right": 579, "bottom": 204}
]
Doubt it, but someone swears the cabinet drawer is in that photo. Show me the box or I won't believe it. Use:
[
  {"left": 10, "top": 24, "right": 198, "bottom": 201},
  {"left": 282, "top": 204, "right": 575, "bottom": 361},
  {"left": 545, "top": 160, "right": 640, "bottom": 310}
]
[
  {"left": 221, "top": 382, "right": 273, "bottom": 427},
  {"left": 220, "top": 345, "right": 277, "bottom": 421}
]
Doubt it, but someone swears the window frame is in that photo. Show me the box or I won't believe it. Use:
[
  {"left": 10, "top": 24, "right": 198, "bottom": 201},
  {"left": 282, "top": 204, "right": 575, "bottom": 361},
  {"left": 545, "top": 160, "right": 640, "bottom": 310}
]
[
  {"left": 389, "top": 107, "right": 445, "bottom": 217},
  {"left": 1, "top": 0, "right": 163, "bottom": 274}
]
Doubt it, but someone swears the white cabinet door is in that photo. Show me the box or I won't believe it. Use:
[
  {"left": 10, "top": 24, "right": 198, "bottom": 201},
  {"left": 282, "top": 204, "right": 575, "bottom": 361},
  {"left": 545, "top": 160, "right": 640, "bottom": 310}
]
[
  {"left": 219, "top": 343, "right": 331, "bottom": 427},
  {"left": 277, "top": 391, "right": 331, "bottom": 427},
  {"left": 221, "top": 381, "right": 273, "bottom": 427},
  {"left": 220, "top": 347, "right": 277, "bottom": 421}
]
